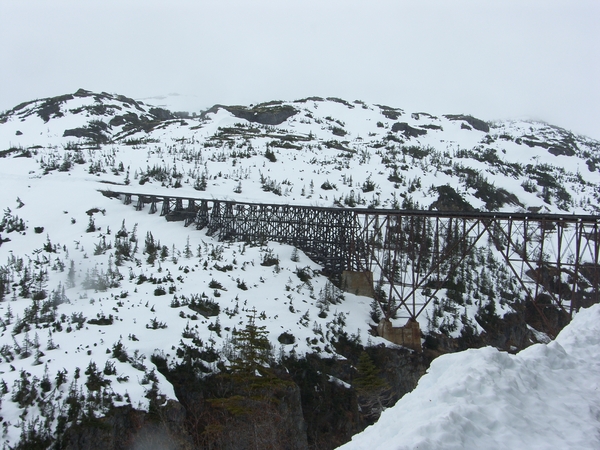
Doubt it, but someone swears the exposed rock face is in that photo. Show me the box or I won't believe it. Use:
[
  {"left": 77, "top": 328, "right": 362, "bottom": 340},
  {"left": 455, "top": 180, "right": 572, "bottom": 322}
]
[
  {"left": 367, "top": 345, "right": 429, "bottom": 405},
  {"left": 166, "top": 371, "right": 309, "bottom": 450},
  {"left": 145, "top": 348, "right": 430, "bottom": 450},
  {"left": 63, "top": 120, "right": 111, "bottom": 144},
  {"left": 285, "top": 355, "right": 362, "bottom": 449},
  {"left": 423, "top": 300, "right": 572, "bottom": 356},
  {"left": 219, "top": 387, "right": 308, "bottom": 450},
  {"left": 62, "top": 401, "right": 191, "bottom": 450},
  {"left": 391, "top": 121, "right": 427, "bottom": 138},
  {"left": 200, "top": 383, "right": 309, "bottom": 450},
  {"left": 430, "top": 185, "right": 475, "bottom": 211},
  {"left": 204, "top": 103, "right": 299, "bottom": 125},
  {"left": 444, "top": 114, "right": 490, "bottom": 133}
]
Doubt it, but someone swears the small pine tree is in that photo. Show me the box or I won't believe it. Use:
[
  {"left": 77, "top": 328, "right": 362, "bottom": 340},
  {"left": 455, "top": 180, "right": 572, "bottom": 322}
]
[
  {"left": 291, "top": 247, "right": 300, "bottom": 263},
  {"left": 0, "top": 267, "right": 8, "bottom": 301},
  {"left": 194, "top": 173, "right": 208, "bottom": 191},
  {"left": 19, "top": 267, "right": 32, "bottom": 298},
  {"left": 353, "top": 351, "right": 390, "bottom": 421},
  {"left": 4, "top": 303, "right": 13, "bottom": 324},
  {"left": 264, "top": 147, "right": 277, "bottom": 162},
  {"left": 230, "top": 309, "right": 272, "bottom": 376},
  {"left": 354, "top": 352, "right": 387, "bottom": 393},
  {"left": 184, "top": 236, "right": 193, "bottom": 259},
  {"left": 86, "top": 216, "right": 96, "bottom": 233},
  {"left": 160, "top": 245, "right": 169, "bottom": 262},
  {"left": 66, "top": 260, "right": 76, "bottom": 288},
  {"left": 144, "top": 232, "right": 159, "bottom": 264},
  {"left": 369, "top": 299, "right": 382, "bottom": 323}
]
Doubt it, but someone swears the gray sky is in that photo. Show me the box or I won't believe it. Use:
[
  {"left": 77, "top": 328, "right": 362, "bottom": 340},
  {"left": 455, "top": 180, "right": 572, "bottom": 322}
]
[{"left": 1, "top": 0, "right": 599, "bottom": 139}]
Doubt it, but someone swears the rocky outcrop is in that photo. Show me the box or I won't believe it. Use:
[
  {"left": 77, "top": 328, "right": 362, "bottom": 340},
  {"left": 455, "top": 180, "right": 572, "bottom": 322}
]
[
  {"left": 61, "top": 400, "right": 191, "bottom": 450},
  {"left": 391, "top": 122, "right": 427, "bottom": 138},
  {"left": 430, "top": 184, "right": 475, "bottom": 211},
  {"left": 444, "top": 114, "right": 490, "bottom": 133},
  {"left": 203, "top": 103, "right": 299, "bottom": 125}
]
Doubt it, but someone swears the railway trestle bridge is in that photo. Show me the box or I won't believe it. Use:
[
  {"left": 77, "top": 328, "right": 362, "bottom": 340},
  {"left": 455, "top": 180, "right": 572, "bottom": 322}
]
[{"left": 103, "top": 190, "right": 599, "bottom": 329}]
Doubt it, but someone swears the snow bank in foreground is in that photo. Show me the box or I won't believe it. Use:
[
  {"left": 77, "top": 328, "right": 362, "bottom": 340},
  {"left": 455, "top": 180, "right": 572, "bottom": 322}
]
[{"left": 339, "top": 304, "right": 600, "bottom": 450}]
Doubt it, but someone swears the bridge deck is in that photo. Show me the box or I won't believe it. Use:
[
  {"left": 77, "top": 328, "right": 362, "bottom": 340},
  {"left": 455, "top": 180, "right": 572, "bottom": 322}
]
[{"left": 102, "top": 189, "right": 599, "bottom": 222}]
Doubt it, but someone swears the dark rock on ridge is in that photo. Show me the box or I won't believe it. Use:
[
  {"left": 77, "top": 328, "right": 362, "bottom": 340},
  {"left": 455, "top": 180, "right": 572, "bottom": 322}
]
[
  {"left": 204, "top": 103, "right": 298, "bottom": 125},
  {"left": 430, "top": 185, "right": 475, "bottom": 211},
  {"left": 445, "top": 114, "right": 490, "bottom": 133},
  {"left": 391, "top": 122, "right": 427, "bottom": 138}
]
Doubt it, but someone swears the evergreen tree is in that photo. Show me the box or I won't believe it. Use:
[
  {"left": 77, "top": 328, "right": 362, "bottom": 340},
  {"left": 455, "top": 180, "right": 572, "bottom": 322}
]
[
  {"left": 184, "top": 236, "right": 193, "bottom": 259},
  {"left": 353, "top": 351, "right": 390, "bottom": 422},
  {"left": 144, "top": 231, "right": 159, "bottom": 264},
  {"left": 230, "top": 309, "right": 272, "bottom": 375},
  {"left": 354, "top": 352, "right": 387, "bottom": 393},
  {"left": 66, "top": 260, "right": 76, "bottom": 288},
  {"left": 19, "top": 267, "right": 32, "bottom": 298},
  {"left": 290, "top": 247, "right": 300, "bottom": 263},
  {"left": 194, "top": 173, "right": 207, "bottom": 191},
  {"left": 0, "top": 266, "right": 8, "bottom": 301},
  {"left": 86, "top": 216, "right": 96, "bottom": 233}
]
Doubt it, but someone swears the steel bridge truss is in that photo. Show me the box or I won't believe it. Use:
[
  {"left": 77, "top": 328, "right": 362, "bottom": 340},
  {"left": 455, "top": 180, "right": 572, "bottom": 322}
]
[
  {"left": 353, "top": 212, "right": 599, "bottom": 321},
  {"left": 122, "top": 193, "right": 358, "bottom": 274},
  {"left": 112, "top": 191, "right": 599, "bottom": 321}
]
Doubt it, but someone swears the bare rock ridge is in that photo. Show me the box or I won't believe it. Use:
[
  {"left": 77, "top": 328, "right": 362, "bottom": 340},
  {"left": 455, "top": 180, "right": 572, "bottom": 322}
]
[{"left": 202, "top": 102, "right": 299, "bottom": 125}]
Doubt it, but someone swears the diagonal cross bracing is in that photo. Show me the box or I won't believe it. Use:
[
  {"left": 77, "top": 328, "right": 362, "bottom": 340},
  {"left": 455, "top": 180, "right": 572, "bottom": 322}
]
[{"left": 103, "top": 190, "right": 600, "bottom": 320}]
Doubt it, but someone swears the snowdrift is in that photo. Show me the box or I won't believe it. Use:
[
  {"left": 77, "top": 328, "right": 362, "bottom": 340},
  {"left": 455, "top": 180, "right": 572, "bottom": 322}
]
[{"left": 339, "top": 303, "right": 600, "bottom": 450}]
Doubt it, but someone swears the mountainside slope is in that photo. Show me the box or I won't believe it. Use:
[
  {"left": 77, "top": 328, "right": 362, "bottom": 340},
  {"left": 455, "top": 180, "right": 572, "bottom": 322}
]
[{"left": 0, "top": 90, "right": 598, "bottom": 448}]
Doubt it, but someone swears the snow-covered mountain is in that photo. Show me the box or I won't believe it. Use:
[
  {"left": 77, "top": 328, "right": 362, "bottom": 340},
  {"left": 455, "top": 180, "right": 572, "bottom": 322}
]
[
  {"left": 0, "top": 89, "right": 598, "bottom": 448},
  {"left": 3, "top": 89, "right": 599, "bottom": 213}
]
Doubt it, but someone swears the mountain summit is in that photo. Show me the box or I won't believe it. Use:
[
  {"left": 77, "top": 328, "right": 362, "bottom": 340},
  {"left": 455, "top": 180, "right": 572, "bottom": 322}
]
[{"left": 3, "top": 89, "right": 598, "bottom": 214}]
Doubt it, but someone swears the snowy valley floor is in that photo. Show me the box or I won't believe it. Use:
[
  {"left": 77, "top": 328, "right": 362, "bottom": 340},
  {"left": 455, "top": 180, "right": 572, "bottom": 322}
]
[{"left": 339, "top": 303, "right": 600, "bottom": 450}]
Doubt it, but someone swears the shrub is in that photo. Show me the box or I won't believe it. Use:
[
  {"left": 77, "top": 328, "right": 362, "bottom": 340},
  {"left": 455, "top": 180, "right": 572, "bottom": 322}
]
[
  {"left": 321, "top": 180, "right": 336, "bottom": 190},
  {"left": 260, "top": 248, "right": 279, "bottom": 267},
  {"left": 187, "top": 294, "right": 220, "bottom": 317},
  {"left": 362, "top": 178, "right": 376, "bottom": 193},
  {"left": 0, "top": 207, "right": 26, "bottom": 233},
  {"left": 112, "top": 340, "right": 128, "bottom": 362},
  {"left": 147, "top": 318, "right": 167, "bottom": 329},
  {"left": 278, "top": 332, "right": 296, "bottom": 345},
  {"left": 208, "top": 279, "right": 223, "bottom": 289},
  {"left": 295, "top": 267, "right": 312, "bottom": 283},
  {"left": 265, "top": 147, "right": 277, "bottom": 162},
  {"left": 88, "top": 314, "right": 114, "bottom": 325}
]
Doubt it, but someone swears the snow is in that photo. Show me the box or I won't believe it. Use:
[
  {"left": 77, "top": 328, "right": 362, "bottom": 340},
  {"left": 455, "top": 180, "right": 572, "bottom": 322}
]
[
  {"left": 0, "top": 91, "right": 599, "bottom": 446},
  {"left": 338, "top": 303, "right": 600, "bottom": 450}
]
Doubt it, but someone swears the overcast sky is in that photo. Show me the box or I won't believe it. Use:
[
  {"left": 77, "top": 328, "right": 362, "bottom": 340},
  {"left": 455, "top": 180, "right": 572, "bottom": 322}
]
[{"left": 1, "top": 0, "right": 599, "bottom": 139}]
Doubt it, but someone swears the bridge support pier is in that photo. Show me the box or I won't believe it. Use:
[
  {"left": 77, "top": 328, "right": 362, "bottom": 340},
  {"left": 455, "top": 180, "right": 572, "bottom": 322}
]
[
  {"left": 377, "top": 318, "right": 422, "bottom": 352},
  {"left": 341, "top": 270, "right": 375, "bottom": 298}
]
